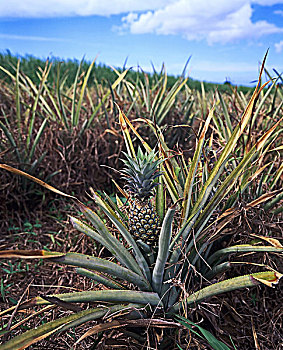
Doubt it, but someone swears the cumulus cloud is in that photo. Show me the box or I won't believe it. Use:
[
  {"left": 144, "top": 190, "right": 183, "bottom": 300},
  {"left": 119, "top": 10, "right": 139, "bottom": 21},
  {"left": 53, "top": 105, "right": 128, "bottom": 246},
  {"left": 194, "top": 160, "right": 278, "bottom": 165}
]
[
  {"left": 275, "top": 40, "right": 283, "bottom": 52},
  {"left": 0, "top": 0, "right": 174, "bottom": 18},
  {"left": 2, "top": 0, "right": 283, "bottom": 19},
  {"left": 1, "top": 1, "right": 283, "bottom": 45},
  {"left": 254, "top": 0, "right": 283, "bottom": 4},
  {"left": 121, "top": 0, "right": 283, "bottom": 44}
]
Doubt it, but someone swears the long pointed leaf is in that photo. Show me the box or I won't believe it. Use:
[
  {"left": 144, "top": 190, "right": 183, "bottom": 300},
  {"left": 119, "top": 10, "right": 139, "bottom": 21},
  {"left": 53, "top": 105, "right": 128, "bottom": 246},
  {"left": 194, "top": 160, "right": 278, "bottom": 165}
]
[
  {"left": 0, "top": 250, "right": 64, "bottom": 259},
  {"left": 0, "top": 250, "right": 150, "bottom": 291},
  {"left": 181, "top": 106, "right": 215, "bottom": 228},
  {"left": 0, "top": 304, "right": 136, "bottom": 350},
  {"left": 76, "top": 268, "right": 125, "bottom": 289},
  {"left": 70, "top": 213, "right": 142, "bottom": 276},
  {"left": 73, "top": 58, "right": 96, "bottom": 126},
  {"left": 208, "top": 245, "right": 283, "bottom": 266},
  {"left": 152, "top": 206, "right": 176, "bottom": 293},
  {"left": 170, "top": 270, "right": 282, "bottom": 313},
  {"left": 22, "top": 290, "right": 161, "bottom": 308},
  {"left": 0, "top": 164, "right": 76, "bottom": 199},
  {"left": 175, "top": 315, "right": 230, "bottom": 350},
  {"left": 49, "top": 252, "right": 151, "bottom": 291},
  {"left": 76, "top": 203, "right": 141, "bottom": 274}
]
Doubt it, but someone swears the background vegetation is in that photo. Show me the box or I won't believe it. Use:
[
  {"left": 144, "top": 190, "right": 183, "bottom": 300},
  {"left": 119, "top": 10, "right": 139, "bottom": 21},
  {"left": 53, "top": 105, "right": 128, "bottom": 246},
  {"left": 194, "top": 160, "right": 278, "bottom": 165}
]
[{"left": 0, "top": 50, "right": 253, "bottom": 93}]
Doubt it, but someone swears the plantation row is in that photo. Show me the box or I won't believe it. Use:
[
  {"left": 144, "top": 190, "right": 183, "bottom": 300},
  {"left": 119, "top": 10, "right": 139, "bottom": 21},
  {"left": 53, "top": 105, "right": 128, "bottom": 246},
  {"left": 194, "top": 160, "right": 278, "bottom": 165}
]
[
  {"left": 0, "top": 52, "right": 282, "bottom": 199},
  {"left": 0, "top": 51, "right": 252, "bottom": 93},
  {"left": 0, "top": 52, "right": 282, "bottom": 349}
]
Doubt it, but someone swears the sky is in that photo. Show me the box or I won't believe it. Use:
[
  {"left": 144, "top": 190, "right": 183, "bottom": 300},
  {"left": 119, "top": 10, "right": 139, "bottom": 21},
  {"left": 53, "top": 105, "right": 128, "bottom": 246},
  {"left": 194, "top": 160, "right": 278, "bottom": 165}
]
[{"left": 0, "top": 1, "right": 283, "bottom": 86}]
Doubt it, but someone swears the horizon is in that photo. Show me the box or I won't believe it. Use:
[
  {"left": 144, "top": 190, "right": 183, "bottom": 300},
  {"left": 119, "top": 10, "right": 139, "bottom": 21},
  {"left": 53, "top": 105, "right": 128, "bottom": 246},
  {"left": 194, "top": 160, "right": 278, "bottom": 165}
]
[
  {"left": 0, "top": 1, "right": 283, "bottom": 86},
  {"left": 0, "top": 50, "right": 261, "bottom": 89}
]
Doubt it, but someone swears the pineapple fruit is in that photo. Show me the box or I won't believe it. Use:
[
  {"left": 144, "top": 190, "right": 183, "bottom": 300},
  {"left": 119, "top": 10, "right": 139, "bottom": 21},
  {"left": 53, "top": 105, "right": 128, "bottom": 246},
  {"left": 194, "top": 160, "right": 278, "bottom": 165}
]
[{"left": 121, "top": 147, "right": 163, "bottom": 245}]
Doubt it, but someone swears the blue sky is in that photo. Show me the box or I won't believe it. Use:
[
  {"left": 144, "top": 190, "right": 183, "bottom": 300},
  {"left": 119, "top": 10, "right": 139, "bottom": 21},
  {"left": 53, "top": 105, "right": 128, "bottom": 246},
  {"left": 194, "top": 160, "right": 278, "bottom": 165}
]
[{"left": 0, "top": 1, "right": 283, "bottom": 86}]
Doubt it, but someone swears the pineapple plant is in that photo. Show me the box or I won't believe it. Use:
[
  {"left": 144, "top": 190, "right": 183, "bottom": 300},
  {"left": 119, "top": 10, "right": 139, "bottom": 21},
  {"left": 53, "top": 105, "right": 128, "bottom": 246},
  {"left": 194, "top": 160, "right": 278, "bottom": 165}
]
[
  {"left": 0, "top": 54, "right": 282, "bottom": 349},
  {"left": 121, "top": 147, "right": 163, "bottom": 245}
]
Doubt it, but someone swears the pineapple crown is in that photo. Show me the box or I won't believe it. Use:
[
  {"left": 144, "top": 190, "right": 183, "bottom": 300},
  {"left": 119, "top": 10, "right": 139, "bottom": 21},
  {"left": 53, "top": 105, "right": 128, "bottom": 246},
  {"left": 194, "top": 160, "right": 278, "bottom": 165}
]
[{"left": 121, "top": 147, "right": 163, "bottom": 201}]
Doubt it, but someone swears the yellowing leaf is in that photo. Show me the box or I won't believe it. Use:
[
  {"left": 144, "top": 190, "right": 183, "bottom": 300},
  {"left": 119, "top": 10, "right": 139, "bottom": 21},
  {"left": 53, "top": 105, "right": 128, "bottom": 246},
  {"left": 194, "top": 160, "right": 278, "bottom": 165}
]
[
  {"left": 0, "top": 164, "right": 76, "bottom": 199},
  {"left": 252, "top": 271, "right": 283, "bottom": 287},
  {"left": 18, "top": 327, "right": 60, "bottom": 350},
  {"left": 270, "top": 145, "right": 283, "bottom": 152},
  {"left": 0, "top": 250, "right": 65, "bottom": 259},
  {"left": 250, "top": 234, "right": 283, "bottom": 248}
]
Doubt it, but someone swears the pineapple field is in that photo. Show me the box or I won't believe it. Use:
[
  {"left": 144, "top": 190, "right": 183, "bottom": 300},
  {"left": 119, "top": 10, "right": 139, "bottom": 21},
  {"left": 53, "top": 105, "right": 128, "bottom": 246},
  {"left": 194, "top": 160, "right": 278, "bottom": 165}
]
[{"left": 0, "top": 52, "right": 282, "bottom": 350}]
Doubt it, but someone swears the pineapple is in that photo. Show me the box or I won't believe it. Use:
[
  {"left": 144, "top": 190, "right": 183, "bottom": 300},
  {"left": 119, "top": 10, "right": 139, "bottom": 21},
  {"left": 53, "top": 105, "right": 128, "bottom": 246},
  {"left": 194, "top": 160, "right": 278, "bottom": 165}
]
[{"left": 121, "top": 147, "right": 163, "bottom": 245}]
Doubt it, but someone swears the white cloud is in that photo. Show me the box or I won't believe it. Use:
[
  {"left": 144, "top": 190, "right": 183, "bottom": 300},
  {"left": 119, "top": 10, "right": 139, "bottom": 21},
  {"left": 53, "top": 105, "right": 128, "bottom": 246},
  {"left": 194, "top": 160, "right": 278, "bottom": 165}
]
[
  {"left": 253, "top": 0, "right": 283, "bottom": 4},
  {"left": 2, "top": 0, "right": 283, "bottom": 18},
  {"left": 274, "top": 10, "right": 283, "bottom": 16},
  {"left": 275, "top": 40, "right": 283, "bottom": 52},
  {"left": 0, "top": 0, "right": 174, "bottom": 18},
  {"left": 0, "top": 33, "right": 67, "bottom": 42},
  {"left": 121, "top": 1, "right": 283, "bottom": 44},
  {"left": 1, "top": 1, "right": 283, "bottom": 46}
]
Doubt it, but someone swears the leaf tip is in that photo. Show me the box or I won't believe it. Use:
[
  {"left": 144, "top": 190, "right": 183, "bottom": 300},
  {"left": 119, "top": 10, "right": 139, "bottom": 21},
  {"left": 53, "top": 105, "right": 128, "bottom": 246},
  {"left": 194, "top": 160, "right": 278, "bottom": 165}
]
[{"left": 251, "top": 271, "right": 283, "bottom": 288}]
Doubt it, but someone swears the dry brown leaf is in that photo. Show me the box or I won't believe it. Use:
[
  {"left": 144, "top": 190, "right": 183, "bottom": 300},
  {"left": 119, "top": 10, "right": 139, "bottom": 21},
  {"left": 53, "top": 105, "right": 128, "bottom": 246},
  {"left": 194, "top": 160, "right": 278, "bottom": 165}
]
[
  {"left": 246, "top": 190, "right": 281, "bottom": 208},
  {"left": 75, "top": 318, "right": 181, "bottom": 344}
]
